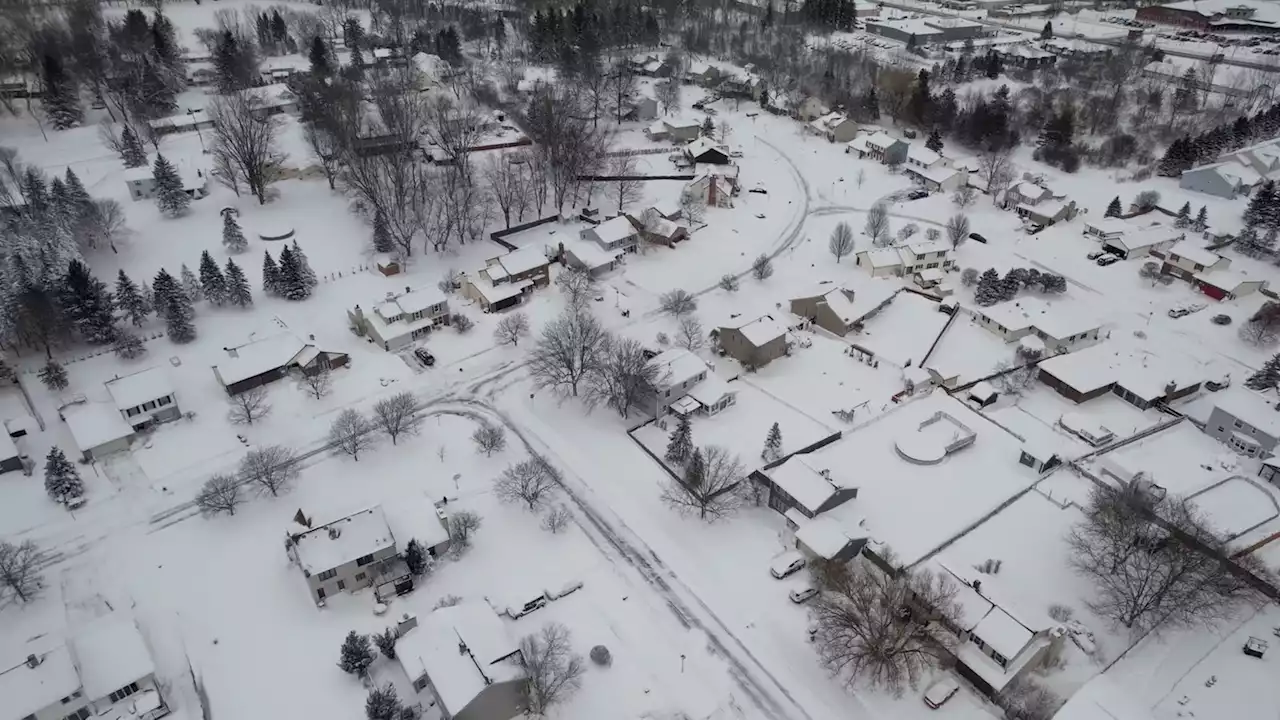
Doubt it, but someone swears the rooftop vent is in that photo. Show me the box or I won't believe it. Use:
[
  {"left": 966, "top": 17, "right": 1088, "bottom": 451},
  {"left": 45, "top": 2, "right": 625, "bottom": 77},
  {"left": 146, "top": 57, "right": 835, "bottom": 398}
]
[
  {"left": 327, "top": 526, "right": 341, "bottom": 539},
  {"left": 25, "top": 653, "right": 40, "bottom": 669}
]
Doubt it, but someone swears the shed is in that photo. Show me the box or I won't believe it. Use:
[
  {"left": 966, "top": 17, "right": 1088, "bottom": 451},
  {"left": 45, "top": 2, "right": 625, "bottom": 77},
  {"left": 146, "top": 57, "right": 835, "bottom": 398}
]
[{"left": 63, "top": 403, "right": 134, "bottom": 461}]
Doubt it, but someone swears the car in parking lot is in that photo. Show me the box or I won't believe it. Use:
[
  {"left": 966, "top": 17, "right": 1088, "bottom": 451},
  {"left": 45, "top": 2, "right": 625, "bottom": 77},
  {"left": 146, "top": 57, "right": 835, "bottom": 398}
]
[
  {"left": 1096, "top": 254, "right": 1121, "bottom": 266},
  {"left": 769, "top": 551, "right": 805, "bottom": 579},
  {"left": 414, "top": 348, "right": 436, "bottom": 366},
  {"left": 789, "top": 586, "right": 818, "bottom": 603},
  {"left": 906, "top": 189, "right": 929, "bottom": 200},
  {"left": 923, "top": 677, "right": 960, "bottom": 709}
]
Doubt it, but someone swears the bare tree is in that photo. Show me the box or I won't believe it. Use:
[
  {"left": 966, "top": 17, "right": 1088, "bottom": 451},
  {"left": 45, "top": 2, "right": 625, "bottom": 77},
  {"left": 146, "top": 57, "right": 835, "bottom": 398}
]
[
  {"left": 420, "top": 94, "right": 487, "bottom": 177},
  {"left": 494, "top": 455, "right": 560, "bottom": 511},
  {"left": 584, "top": 336, "right": 659, "bottom": 418},
  {"left": 494, "top": 312, "right": 531, "bottom": 347},
  {"left": 990, "top": 359, "right": 1037, "bottom": 396},
  {"left": 946, "top": 214, "right": 970, "bottom": 249},
  {"left": 372, "top": 391, "right": 422, "bottom": 445},
  {"left": 606, "top": 155, "right": 643, "bottom": 215},
  {"left": 227, "top": 387, "right": 272, "bottom": 425},
  {"left": 447, "top": 510, "right": 482, "bottom": 547},
  {"left": 329, "top": 408, "right": 375, "bottom": 461},
  {"left": 240, "top": 444, "right": 300, "bottom": 497},
  {"left": 555, "top": 268, "right": 597, "bottom": 310},
  {"left": 541, "top": 505, "right": 572, "bottom": 534},
  {"left": 519, "top": 623, "right": 586, "bottom": 715},
  {"left": 608, "top": 60, "right": 638, "bottom": 123},
  {"left": 196, "top": 473, "right": 244, "bottom": 517},
  {"left": 300, "top": 367, "right": 333, "bottom": 400},
  {"left": 829, "top": 221, "right": 855, "bottom": 263},
  {"left": 661, "top": 445, "right": 745, "bottom": 521},
  {"left": 998, "top": 677, "right": 1064, "bottom": 720},
  {"left": 472, "top": 423, "right": 507, "bottom": 456},
  {"left": 864, "top": 203, "right": 890, "bottom": 242},
  {"left": 752, "top": 254, "right": 774, "bottom": 281},
  {"left": 677, "top": 315, "right": 705, "bottom": 352},
  {"left": 659, "top": 289, "right": 697, "bottom": 316},
  {"left": 208, "top": 92, "right": 285, "bottom": 204},
  {"left": 483, "top": 154, "right": 527, "bottom": 229},
  {"left": 523, "top": 84, "right": 611, "bottom": 213},
  {"left": 979, "top": 146, "right": 1016, "bottom": 205},
  {"left": 0, "top": 540, "right": 44, "bottom": 604},
  {"left": 812, "top": 560, "right": 960, "bottom": 696},
  {"left": 528, "top": 309, "right": 608, "bottom": 398},
  {"left": 681, "top": 193, "right": 706, "bottom": 224},
  {"left": 655, "top": 78, "right": 681, "bottom": 115},
  {"left": 84, "top": 200, "right": 128, "bottom": 251}
]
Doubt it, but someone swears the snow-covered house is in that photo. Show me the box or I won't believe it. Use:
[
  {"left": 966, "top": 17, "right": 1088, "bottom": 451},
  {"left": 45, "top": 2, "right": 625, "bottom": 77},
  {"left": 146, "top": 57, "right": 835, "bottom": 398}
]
[
  {"left": 1193, "top": 268, "right": 1267, "bottom": 300},
  {"left": 790, "top": 281, "right": 899, "bottom": 337},
  {"left": 796, "top": 96, "right": 830, "bottom": 121},
  {"left": 645, "top": 348, "right": 737, "bottom": 418},
  {"left": 412, "top": 52, "right": 448, "bottom": 87},
  {"left": 581, "top": 215, "right": 640, "bottom": 253},
  {"left": 62, "top": 401, "right": 135, "bottom": 461},
  {"left": 395, "top": 603, "right": 525, "bottom": 720},
  {"left": 286, "top": 506, "right": 401, "bottom": 604},
  {"left": 808, "top": 112, "right": 860, "bottom": 143},
  {"left": 1101, "top": 225, "right": 1183, "bottom": 260},
  {"left": 559, "top": 238, "right": 623, "bottom": 277},
  {"left": 684, "top": 172, "right": 734, "bottom": 208},
  {"left": 682, "top": 137, "right": 731, "bottom": 164},
  {"left": 623, "top": 96, "right": 658, "bottom": 122},
  {"left": 213, "top": 332, "right": 349, "bottom": 394},
  {"left": 1001, "top": 181, "right": 1056, "bottom": 209},
  {"left": 630, "top": 210, "right": 690, "bottom": 247},
  {"left": 242, "top": 82, "right": 299, "bottom": 116},
  {"left": 1016, "top": 199, "right": 1078, "bottom": 227},
  {"left": 0, "top": 431, "right": 21, "bottom": 474},
  {"left": 1204, "top": 387, "right": 1280, "bottom": 458},
  {"left": 751, "top": 453, "right": 858, "bottom": 518},
  {"left": 123, "top": 159, "right": 209, "bottom": 202},
  {"left": 1036, "top": 341, "right": 1204, "bottom": 409},
  {"left": 968, "top": 298, "right": 1103, "bottom": 353},
  {"left": 1179, "top": 160, "right": 1262, "bottom": 199},
  {"left": 1162, "top": 241, "right": 1230, "bottom": 279},
  {"left": 793, "top": 514, "right": 868, "bottom": 562},
  {"left": 148, "top": 109, "right": 212, "bottom": 136},
  {"left": 1083, "top": 217, "right": 1132, "bottom": 242},
  {"left": 646, "top": 118, "right": 701, "bottom": 143},
  {"left": 855, "top": 247, "right": 905, "bottom": 277},
  {"left": 462, "top": 246, "right": 552, "bottom": 313},
  {"left": 105, "top": 367, "right": 179, "bottom": 430},
  {"left": 1221, "top": 138, "right": 1280, "bottom": 176},
  {"left": 897, "top": 239, "right": 954, "bottom": 274},
  {"left": 712, "top": 314, "right": 789, "bottom": 369},
  {"left": 348, "top": 285, "right": 451, "bottom": 351},
  {"left": 685, "top": 61, "right": 723, "bottom": 87},
  {"left": 904, "top": 162, "right": 968, "bottom": 193},
  {"left": 1, "top": 612, "right": 170, "bottom": 720},
  {"left": 846, "top": 132, "right": 908, "bottom": 164}
]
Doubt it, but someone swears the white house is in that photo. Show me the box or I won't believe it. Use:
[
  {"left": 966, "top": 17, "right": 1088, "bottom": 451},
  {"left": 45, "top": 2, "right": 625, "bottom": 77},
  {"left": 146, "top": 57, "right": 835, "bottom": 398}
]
[
  {"left": 968, "top": 297, "right": 1103, "bottom": 353},
  {"left": 1101, "top": 225, "right": 1183, "bottom": 260},
  {"left": 1194, "top": 268, "right": 1268, "bottom": 301},
  {"left": 581, "top": 215, "right": 640, "bottom": 253},
  {"left": 212, "top": 332, "right": 349, "bottom": 395},
  {"left": 808, "top": 112, "right": 860, "bottom": 143},
  {"left": 684, "top": 172, "right": 734, "bottom": 208},
  {"left": 1083, "top": 217, "right": 1131, "bottom": 242},
  {"left": 645, "top": 347, "right": 737, "bottom": 418},
  {"left": 348, "top": 285, "right": 451, "bottom": 351},
  {"left": 286, "top": 506, "right": 401, "bottom": 604},
  {"left": 1162, "top": 241, "right": 1230, "bottom": 279},
  {"left": 682, "top": 137, "right": 731, "bottom": 165},
  {"left": 903, "top": 147, "right": 967, "bottom": 192},
  {"left": 646, "top": 118, "right": 701, "bottom": 143},
  {"left": 123, "top": 159, "right": 209, "bottom": 202},
  {"left": 242, "top": 82, "right": 298, "bottom": 116},
  {"left": 560, "top": 238, "right": 623, "bottom": 277},
  {"left": 62, "top": 401, "right": 134, "bottom": 461},
  {"left": 0, "top": 612, "right": 170, "bottom": 720},
  {"left": 1179, "top": 160, "right": 1263, "bottom": 199},
  {"left": 897, "top": 239, "right": 953, "bottom": 274},
  {"left": 855, "top": 247, "right": 905, "bottom": 277},
  {"left": 846, "top": 132, "right": 908, "bottom": 164},
  {"left": 104, "top": 367, "right": 180, "bottom": 430}
]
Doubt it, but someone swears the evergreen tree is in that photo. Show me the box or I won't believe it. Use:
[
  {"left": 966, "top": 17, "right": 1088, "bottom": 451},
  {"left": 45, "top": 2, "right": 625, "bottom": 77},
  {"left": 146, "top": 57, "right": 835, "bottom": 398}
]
[
  {"left": 862, "top": 86, "right": 879, "bottom": 120},
  {"left": 1245, "top": 353, "right": 1280, "bottom": 390},
  {"left": 975, "top": 268, "right": 1003, "bottom": 306},
  {"left": 1244, "top": 180, "right": 1277, "bottom": 228},
  {"left": 262, "top": 251, "right": 282, "bottom": 295},
  {"left": 372, "top": 211, "right": 394, "bottom": 254},
  {"left": 1105, "top": 196, "right": 1123, "bottom": 218},
  {"left": 925, "top": 129, "right": 943, "bottom": 154},
  {"left": 224, "top": 258, "right": 253, "bottom": 307},
  {"left": 270, "top": 10, "right": 288, "bottom": 45},
  {"left": 348, "top": 45, "right": 366, "bottom": 79},
  {"left": 365, "top": 684, "right": 402, "bottom": 720},
  {"left": 113, "top": 331, "right": 146, "bottom": 360},
  {"left": 1193, "top": 205, "right": 1209, "bottom": 232},
  {"left": 222, "top": 211, "right": 249, "bottom": 253},
  {"left": 60, "top": 260, "right": 118, "bottom": 344},
  {"left": 309, "top": 36, "right": 332, "bottom": 79},
  {"left": 115, "top": 270, "right": 151, "bottom": 327},
  {"left": 48, "top": 177, "right": 70, "bottom": 225},
  {"left": 1040, "top": 21, "right": 1053, "bottom": 40},
  {"left": 63, "top": 168, "right": 94, "bottom": 237},
  {"left": 685, "top": 447, "right": 705, "bottom": 487},
  {"left": 910, "top": 69, "right": 931, "bottom": 127},
  {"left": 1175, "top": 202, "right": 1192, "bottom": 228},
  {"left": 403, "top": 538, "right": 428, "bottom": 575},
  {"left": 1157, "top": 137, "right": 1193, "bottom": 177},
  {"left": 180, "top": 263, "right": 203, "bottom": 303},
  {"left": 762, "top": 422, "right": 783, "bottom": 463},
  {"left": 338, "top": 631, "right": 374, "bottom": 676},
  {"left": 23, "top": 169, "right": 47, "bottom": 216},
  {"left": 154, "top": 268, "right": 195, "bottom": 343},
  {"left": 44, "top": 447, "right": 83, "bottom": 504},
  {"left": 200, "top": 250, "right": 227, "bottom": 305},
  {"left": 665, "top": 414, "right": 693, "bottom": 465},
  {"left": 120, "top": 126, "right": 147, "bottom": 168},
  {"left": 152, "top": 154, "right": 191, "bottom": 217},
  {"left": 42, "top": 54, "right": 83, "bottom": 130},
  {"left": 291, "top": 240, "right": 318, "bottom": 289},
  {"left": 277, "top": 245, "right": 311, "bottom": 300},
  {"left": 38, "top": 359, "right": 68, "bottom": 391},
  {"left": 373, "top": 628, "right": 398, "bottom": 660}
]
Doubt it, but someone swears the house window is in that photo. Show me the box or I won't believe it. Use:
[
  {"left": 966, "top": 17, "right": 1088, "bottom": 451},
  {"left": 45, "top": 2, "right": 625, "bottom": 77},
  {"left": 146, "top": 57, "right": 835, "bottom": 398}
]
[
  {"left": 158, "top": 396, "right": 171, "bottom": 407},
  {"left": 126, "top": 407, "right": 141, "bottom": 417},
  {"left": 317, "top": 568, "right": 337, "bottom": 581},
  {"left": 108, "top": 682, "right": 140, "bottom": 703},
  {"left": 62, "top": 709, "right": 90, "bottom": 720},
  {"left": 356, "top": 553, "right": 375, "bottom": 566},
  {"left": 317, "top": 587, "right": 326, "bottom": 600},
  {"left": 337, "top": 579, "right": 346, "bottom": 590},
  {"left": 143, "top": 400, "right": 156, "bottom": 411},
  {"left": 1234, "top": 419, "right": 1244, "bottom": 430},
  {"left": 355, "top": 572, "right": 366, "bottom": 581},
  {"left": 969, "top": 634, "right": 987, "bottom": 651},
  {"left": 990, "top": 650, "right": 1008, "bottom": 668}
]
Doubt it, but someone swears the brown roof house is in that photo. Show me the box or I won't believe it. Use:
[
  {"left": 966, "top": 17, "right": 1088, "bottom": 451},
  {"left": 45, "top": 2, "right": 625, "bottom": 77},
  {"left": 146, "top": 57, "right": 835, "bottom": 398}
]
[{"left": 711, "top": 314, "right": 789, "bottom": 370}]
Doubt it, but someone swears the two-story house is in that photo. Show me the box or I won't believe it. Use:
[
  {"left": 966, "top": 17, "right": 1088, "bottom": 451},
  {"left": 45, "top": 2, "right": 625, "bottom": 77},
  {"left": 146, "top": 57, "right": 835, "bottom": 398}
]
[
  {"left": 104, "top": 368, "right": 180, "bottom": 430},
  {"left": 897, "top": 239, "right": 953, "bottom": 274},
  {"left": 348, "top": 286, "right": 450, "bottom": 352},
  {"left": 286, "top": 506, "right": 401, "bottom": 604},
  {"left": 1205, "top": 387, "right": 1280, "bottom": 458},
  {"left": 1161, "top": 241, "right": 1230, "bottom": 280},
  {"left": 644, "top": 348, "right": 736, "bottom": 418},
  {"left": 712, "top": 314, "right": 789, "bottom": 369},
  {"left": 846, "top": 132, "right": 908, "bottom": 165},
  {"left": 807, "top": 112, "right": 860, "bottom": 143},
  {"left": 581, "top": 216, "right": 640, "bottom": 254},
  {"left": 463, "top": 246, "right": 552, "bottom": 313},
  {"left": 789, "top": 281, "right": 899, "bottom": 337}
]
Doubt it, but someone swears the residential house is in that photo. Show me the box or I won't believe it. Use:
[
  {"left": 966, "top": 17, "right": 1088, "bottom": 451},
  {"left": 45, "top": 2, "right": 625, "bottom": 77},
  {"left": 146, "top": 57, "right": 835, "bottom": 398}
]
[
  {"left": 905, "top": 145, "right": 944, "bottom": 171},
  {"left": 123, "top": 159, "right": 209, "bottom": 202},
  {"left": 286, "top": 506, "right": 401, "bottom": 604},
  {"left": 903, "top": 146, "right": 969, "bottom": 192},
  {"left": 720, "top": 73, "right": 765, "bottom": 100},
  {"left": 683, "top": 137, "right": 731, "bottom": 165},
  {"left": 0, "top": 612, "right": 171, "bottom": 720},
  {"left": 623, "top": 96, "right": 658, "bottom": 122},
  {"left": 412, "top": 52, "right": 448, "bottom": 88},
  {"left": 793, "top": 515, "right": 868, "bottom": 562},
  {"left": 645, "top": 348, "right": 737, "bottom": 417},
  {"left": 242, "top": 82, "right": 299, "bottom": 116},
  {"left": 808, "top": 112, "right": 861, "bottom": 143},
  {"left": 1260, "top": 456, "right": 1280, "bottom": 486},
  {"left": 855, "top": 247, "right": 905, "bottom": 277},
  {"left": 846, "top": 132, "right": 909, "bottom": 165},
  {"left": 213, "top": 332, "right": 350, "bottom": 394},
  {"left": 1221, "top": 138, "right": 1280, "bottom": 176},
  {"left": 185, "top": 61, "right": 217, "bottom": 86},
  {"left": 1016, "top": 199, "right": 1078, "bottom": 227},
  {"left": 751, "top": 453, "right": 858, "bottom": 518},
  {"left": 684, "top": 172, "right": 734, "bottom": 208},
  {"left": 395, "top": 603, "right": 525, "bottom": 720},
  {"left": 62, "top": 402, "right": 134, "bottom": 461},
  {"left": 1101, "top": 225, "right": 1183, "bottom": 260},
  {"left": 967, "top": 298, "right": 1103, "bottom": 353},
  {"left": 1204, "top": 387, "right": 1280, "bottom": 458},
  {"left": 642, "top": 57, "right": 672, "bottom": 77},
  {"left": 897, "top": 239, "right": 954, "bottom": 274},
  {"left": 1001, "top": 181, "right": 1055, "bottom": 209},
  {"left": 1193, "top": 268, "right": 1268, "bottom": 300},
  {"left": 348, "top": 286, "right": 451, "bottom": 352},
  {"left": 663, "top": 119, "right": 703, "bottom": 143},
  {"left": 996, "top": 44, "right": 1058, "bottom": 68},
  {"left": 796, "top": 96, "right": 830, "bottom": 121},
  {"left": 1083, "top": 217, "right": 1132, "bottom": 242},
  {"left": 1162, "top": 242, "right": 1231, "bottom": 279},
  {"left": 559, "top": 239, "right": 623, "bottom": 277},
  {"left": 631, "top": 209, "right": 690, "bottom": 247},
  {"left": 712, "top": 314, "right": 789, "bottom": 369},
  {"left": 104, "top": 367, "right": 180, "bottom": 430},
  {"left": 147, "top": 110, "right": 212, "bottom": 136},
  {"left": 685, "top": 62, "right": 723, "bottom": 87},
  {"left": 1179, "top": 160, "right": 1263, "bottom": 199},
  {"left": 581, "top": 215, "right": 640, "bottom": 253},
  {"left": 0, "top": 431, "right": 21, "bottom": 474},
  {"left": 1036, "top": 341, "right": 1204, "bottom": 409},
  {"left": 462, "top": 246, "right": 551, "bottom": 313},
  {"left": 790, "top": 280, "right": 899, "bottom": 336}
]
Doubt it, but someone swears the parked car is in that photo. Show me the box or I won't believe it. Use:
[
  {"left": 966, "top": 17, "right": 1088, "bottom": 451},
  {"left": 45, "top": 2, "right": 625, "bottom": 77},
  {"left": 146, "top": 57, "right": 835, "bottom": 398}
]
[
  {"left": 906, "top": 189, "right": 929, "bottom": 200},
  {"left": 1169, "top": 302, "right": 1207, "bottom": 318},
  {"left": 968, "top": 232, "right": 988, "bottom": 244},
  {"left": 789, "top": 586, "right": 819, "bottom": 603},
  {"left": 1206, "top": 375, "right": 1231, "bottom": 391},
  {"left": 1211, "top": 314, "right": 1232, "bottom": 326},
  {"left": 730, "top": 150, "right": 744, "bottom": 158},
  {"left": 1096, "top": 254, "right": 1121, "bottom": 266},
  {"left": 1087, "top": 249, "right": 1107, "bottom": 260},
  {"left": 414, "top": 348, "right": 436, "bottom": 366},
  {"left": 923, "top": 678, "right": 960, "bottom": 709},
  {"left": 769, "top": 552, "right": 805, "bottom": 579}
]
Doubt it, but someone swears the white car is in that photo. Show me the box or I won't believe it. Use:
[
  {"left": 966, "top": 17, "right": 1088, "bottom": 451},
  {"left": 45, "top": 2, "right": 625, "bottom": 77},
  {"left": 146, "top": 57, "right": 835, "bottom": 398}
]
[
  {"left": 770, "top": 551, "right": 805, "bottom": 579},
  {"left": 789, "top": 586, "right": 818, "bottom": 603},
  {"left": 923, "top": 677, "right": 960, "bottom": 709}
]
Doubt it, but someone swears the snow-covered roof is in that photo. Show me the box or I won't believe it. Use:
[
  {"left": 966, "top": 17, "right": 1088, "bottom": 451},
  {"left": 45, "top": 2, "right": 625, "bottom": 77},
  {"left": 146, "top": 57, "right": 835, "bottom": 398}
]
[
  {"left": 562, "top": 238, "right": 621, "bottom": 270},
  {"left": 762, "top": 453, "right": 856, "bottom": 515},
  {"left": 148, "top": 109, "right": 209, "bottom": 131},
  {"left": 686, "top": 372, "right": 735, "bottom": 408},
  {"left": 290, "top": 506, "right": 395, "bottom": 575},
  {"left": 907, "top": 145, "right": 941, "bottom": 166},
  {"left": 395, "top": 603, "right": 522, "bottom": 715},
  {"left": 1085, "top": 217, "right": 1132, "bottom": 236},
  {"left": 587, "top": 216, "right": 638, "bottom": 245},
  {"left": 63, "top": 402, "right": 133, "bottom": 453},
  {"left": 382, "top": 493, "right": 451, "bottom": 550},
  {"left": 664, "top": 117, "right": 702, "bottom": 130},
  {"left": 900, "top": 239, "right": 950, "bottom": 258},
  {"left": 1194, "top": 266, "right": 1264, "bottom": 291},
  {"left": 1112, "top": 225, "right": 1182, "bottom": 252},
  {"left": 933, "top": 559, "right": 1049, "bottom": 657},
  {"left": 396, "top": 286, "right": 448, "bottom": 315},
  {"left": 469, "top": 277, "right": 532, "bottom": 306},
  {"left": 1212, "top": 387, "right": 1280, "bottom": 437},
  {"left": 1053, "top": 674, "right": 1156, "bottom": 720},
  {"left": 649, "top": 348, "right": 709, "bottom": 391},
  {"left": 858, "top": 247, "right": 904, "bottom": 268},
  {"left": 798, "top": 280, "right": 899, "bottom": 326},
  {"left": 412, "top": 52, "right": 447, "bottom": 81},
  {"left": 643, "top": 215, "right": 682, "bottom": 238},
  {"left": 795, "top": 515, "right": 865, "bottom": 558},
  {"left": 490, "top": 245, "right": 549, "bottom": 278},
  {"left": 725, "top": 314, "right": 788, "bottom": 347},
  {"left": 1010, "top": 181, "right": 1051, "bottom": 201},
  {"left": 0, "top": 643, "right": 81, "bottom": 720},
  {"left": 646, "top": 119, "right": 669, "bottom": 135},
  {"left": 683, "top": 137, "right": 729, "bottom": 159},
  {"left": 905, "top": 163, "right": 962, "bottom": 185},
  {"left": 372, "top": 47, "right": 392, "bottom": 59},
  {"left": 1188, "top": 160, "right": 1263, "bottom": 187},
  {"left": 975, "top": 297, "right": 1100, "bottom": 341},
  {"left": 865, "top": 131, "right": 900, "bottom": 150},
  {"left": 68, "top": 613, "right": 155, "bottom": 701},
  {"left": 104, "top": 367, "right": 174, "bottom": 412},
  {"left": 243, "top": 82, "right": 296, "bottom": 109},
  {"left": 215, "top": 333, "right": 309, "bottom": 386},
  {"left": 1039, "top": 340, "right": 1207, "bottom": 399},
  {"left": 1167, "top": 241, "right": 1223, "bottom": 268},
  {"left": 846, "top": 136, "right": 871, "bottom": 153},
  {"left": 122, "top": 156, "right": 209, "bottom": 192},
  {"left": 969, "top": 381, "right": 997, "bottom": 403}
]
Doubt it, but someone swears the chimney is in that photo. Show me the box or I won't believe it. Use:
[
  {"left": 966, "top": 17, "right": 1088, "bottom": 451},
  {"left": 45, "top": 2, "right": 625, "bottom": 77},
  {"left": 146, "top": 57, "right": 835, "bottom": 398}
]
[
  {"left": 385, "top": 291, "right": 396, "bottom": 302},
  {"left": 397, "top": 612, "right": 418, "bottom": 635},
  {"left": 327, "top": 526, "right": 341, "bottom": 539},
  {"left": 972, "top": 579, "right": 982, "bottom": 593},
  {"left": 225, "top": 346, "right": 239, "bottom": 358},
  {"left": 458, "top": 640, "right": 469, "bottom": 655},
  {"left": 25, "top": 653, "right": 40, "bottom": 669}
]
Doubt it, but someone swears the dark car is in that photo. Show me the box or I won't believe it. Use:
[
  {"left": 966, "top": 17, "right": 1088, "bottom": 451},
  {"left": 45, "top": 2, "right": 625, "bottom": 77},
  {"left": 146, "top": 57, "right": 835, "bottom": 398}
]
[
  {"left": 906, "top": 189, "right": 929, "bottom": 200},
  {"left": 968, "top": 232, "right": 988, "bottom": 244},
  {"left": 414, "top": 348, "right": 436, "bottom": 366}
]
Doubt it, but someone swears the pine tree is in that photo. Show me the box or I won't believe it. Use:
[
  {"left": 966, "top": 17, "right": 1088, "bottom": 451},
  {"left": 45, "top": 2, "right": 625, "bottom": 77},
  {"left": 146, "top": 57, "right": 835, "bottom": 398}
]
[
  {"left": 115, "top": 270, "right": 151, "bottom": 327},
  {"left": 200, "top": 251, "right": 227, "bottom": 305},
  {"left": 154, "top": 269, "right": 195, "bottom": 343},
  {"left": 180, "top": 263, "right": 203, "bottom": 303},
  {"left": 664, "top": 414, "right": 693, "bottom": 465},
  {"left": 373, "top": 628, "right": 398, "bottom": 660},
  {"left": 1105, "top": 196, "right": 1123, "bottom": 218},
  {"left": 42, "top": 54, "right": 83, "bottom": 130},
  {"left": 60, "top": 260, "right": 118, "bottom": 344},
  {"left": 975, "top": 268, "right": 1003, "bottom": 306},
  {"left": 224, "top": 258, "right": 253, "bottom": 307},
  {"left": 23, "top": 170, "right": 47, "bottom": 216},
  {"left": 1157, "top": 137, "right": 1192, "bottom": 177},
  {"left": 291, "top": 240, "right": 318, "bottom": 288},
  {"left": 63, "top": 168, "right": 94, "bottom": 238},
  {"left": 152, "top": 154, "right": 191, "bottom": 217},
  {"left": 1175, "top": 202, "right": 1192, "bottom": 228},
  {"left": 1246, "top": 353, "right": 1280, "bottom": 391},
  {"left": 403, "top": 538, "right": 428, "bottom": 576},
  {"left": 113, "top": 331, "right": 146, "bottom": 360},
  {"left": 1193, "top": 205, "right": 1209, "bottom": 232},
  {"left": 762, "top": 422, "right": 783, "bottom": 463},
  {"left": 309, "top": 36, "right": 332, "bottom": 79},
  {"left": 372, "top": 211, "right": 394, "bottom": 253},
  {"left": 44, "top": 447, "right": 83, "bottom": 504},
  {"left": 685, "top": 447, "right": 705, "bottom": 487},
  {"left": 277, "top": 245, "right": 311, "bottom": 301},
  {"left": 1245, "top": 180, "right": 1277, "bottom": 228},
  {"left": 925, "top": 129, "right": 943, "bottom": 154},
  {"left": 262, "top": 251, "right": 282, "bottom": 295},
  {"left": 120, "top": 126, "right": 147, "bottom": 168},
  {"left": 38, "top": 359, "right": 68, "bottom": 391},
  {"left": 222, "top": 211, "right": 249, "bottom": 253},
  {"left": 1040, "top": 21, "right": 1053, "bottom": 40},
  {"left": 338, "top": 630, "right": 374, "bottom": 675},
  {"left": 365, "top": 684, "right": 402, "bottom": 720},
  {"left": 48, "top": 177, "right": 70, "bottom": 225}
]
